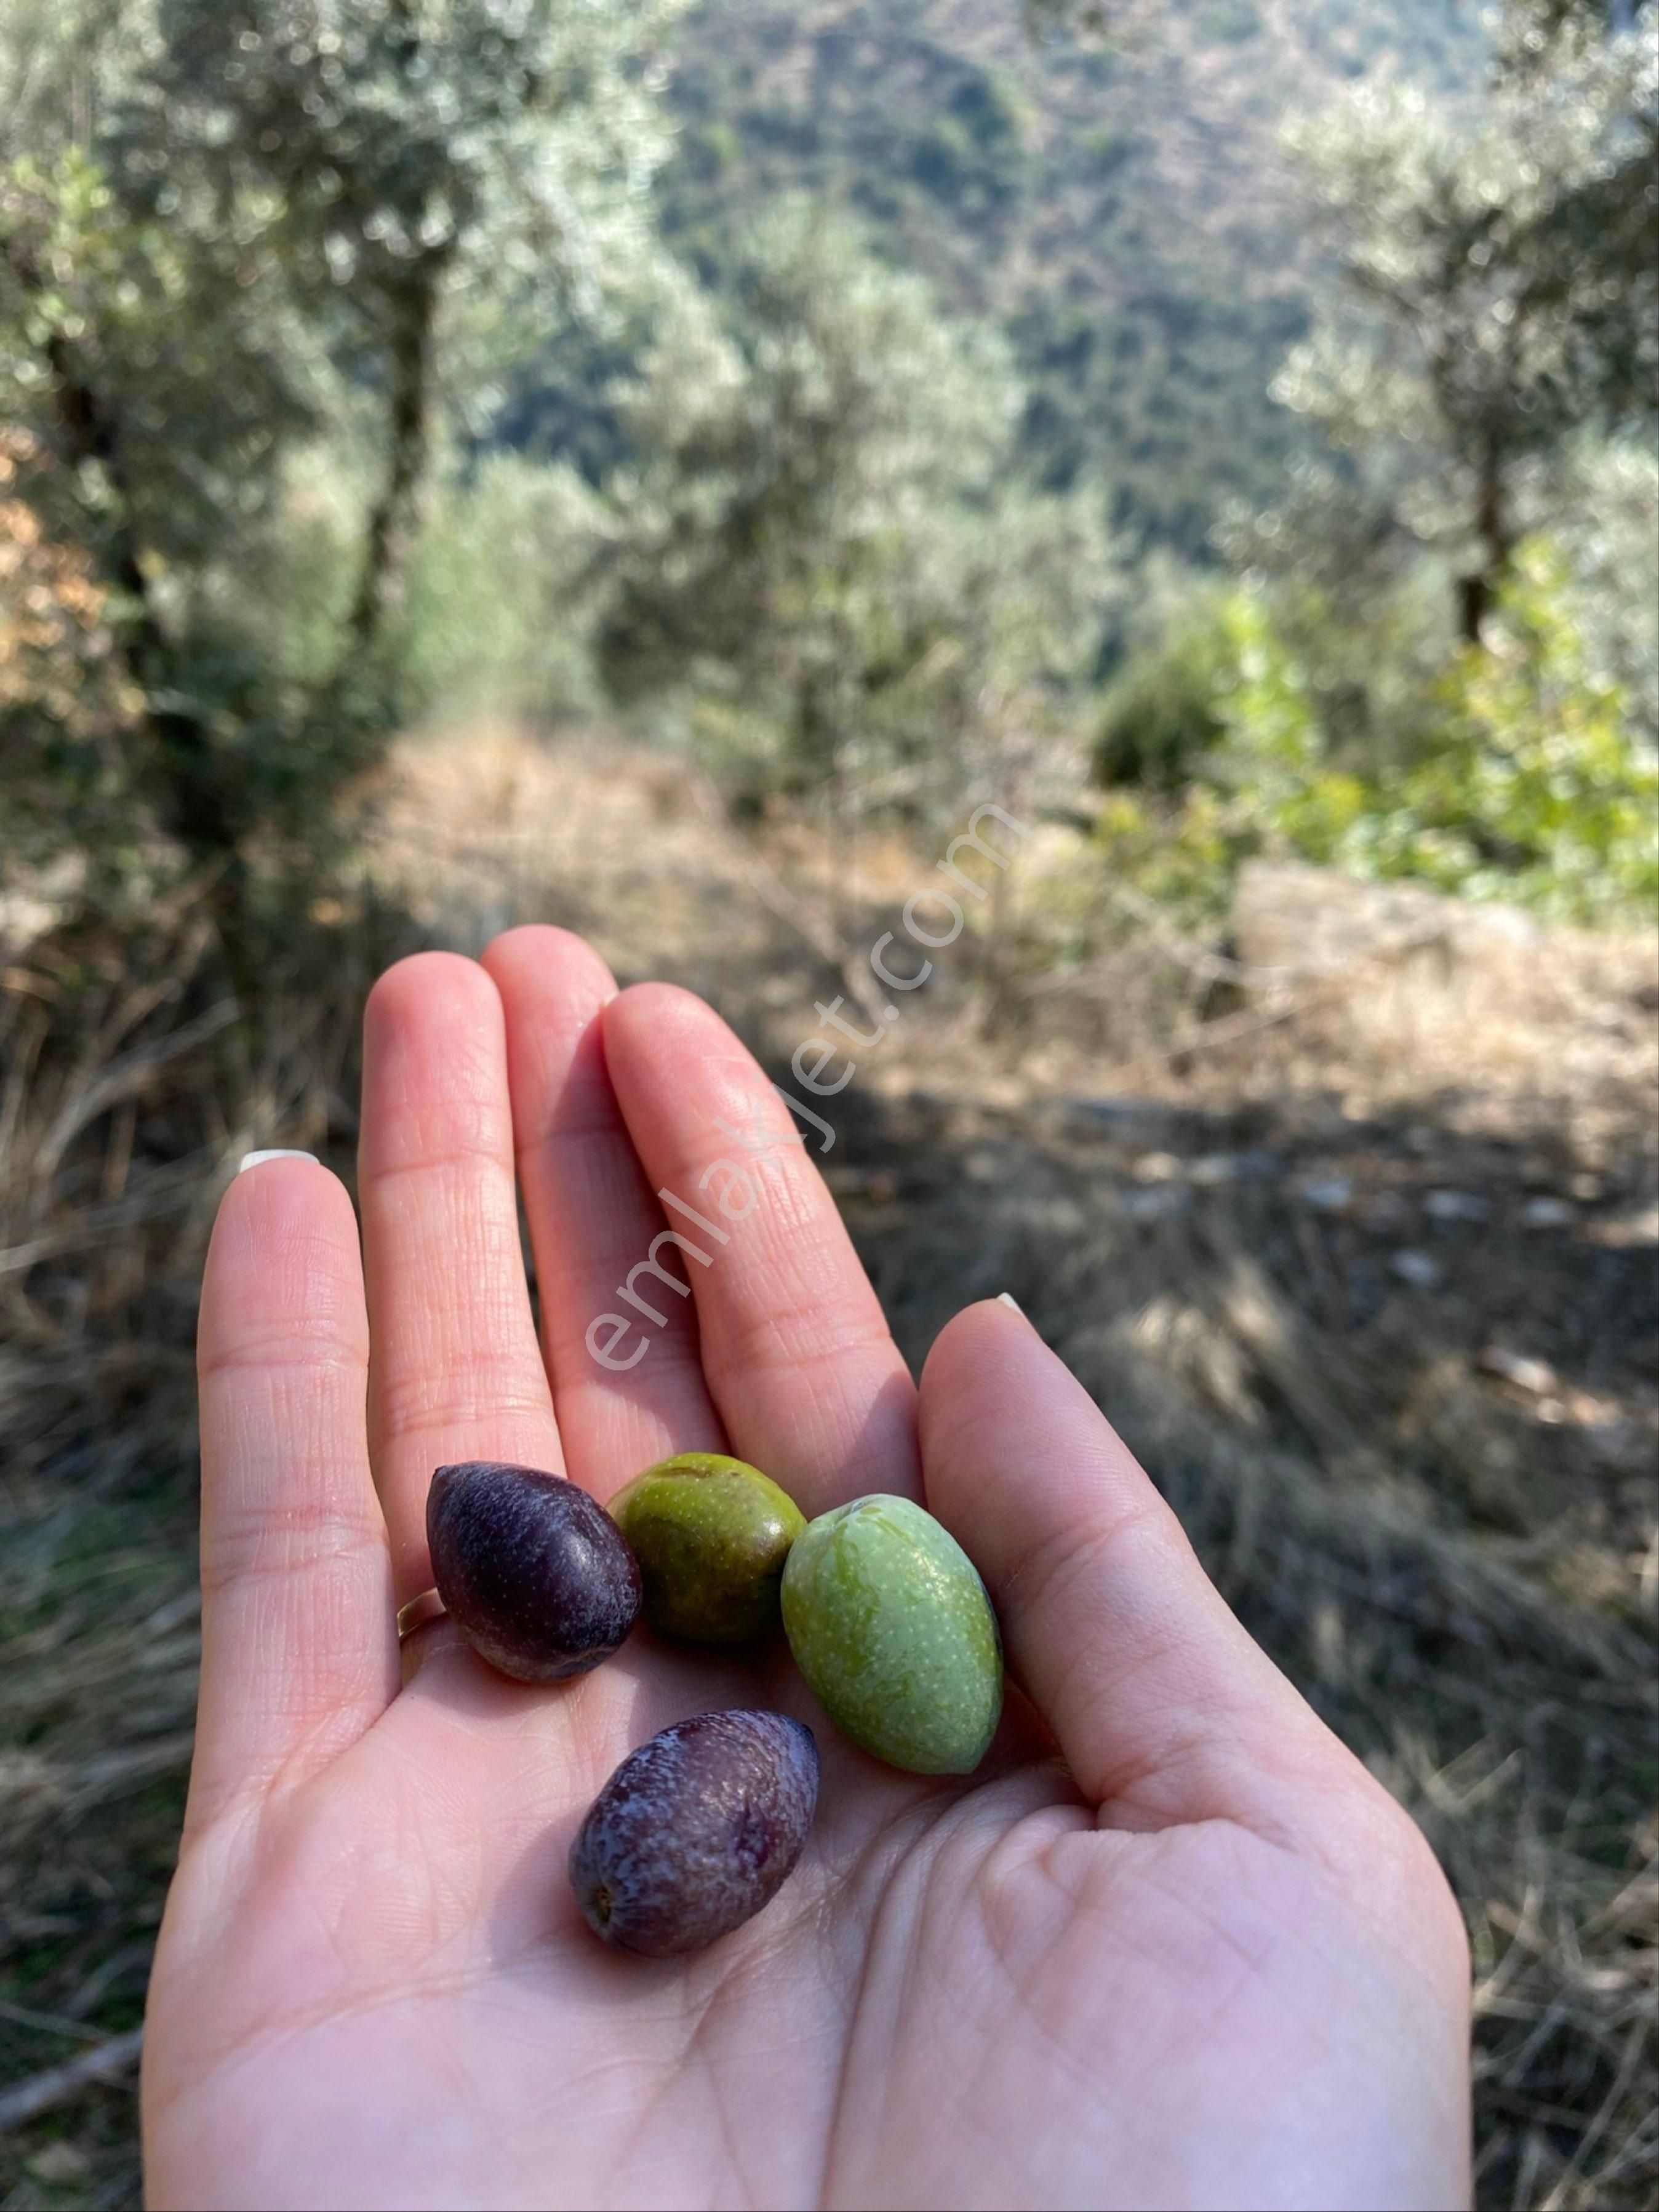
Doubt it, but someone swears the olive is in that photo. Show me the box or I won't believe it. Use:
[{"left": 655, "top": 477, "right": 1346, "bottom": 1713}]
[
  {"left": 780, "top": 1494, "right": 1002, "bottom": 1775},
  {"left": 610, "top": 1453, "right": 806, "bottom": 1643},
  {"left": 569, "top": 1710, "right": 819, "bottom": 1956},
  {"left": 426, "top": 1461, "right": 641, "bottom": 1683}
]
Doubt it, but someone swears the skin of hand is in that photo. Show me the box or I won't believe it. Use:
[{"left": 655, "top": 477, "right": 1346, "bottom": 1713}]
[{"left": 140, "top": 930, "right": 1472, "bottom": 2212}]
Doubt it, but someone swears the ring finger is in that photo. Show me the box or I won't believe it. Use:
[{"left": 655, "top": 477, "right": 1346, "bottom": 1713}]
[{"left": 359, "top": 951, "right": 562, "bottom": 1603}]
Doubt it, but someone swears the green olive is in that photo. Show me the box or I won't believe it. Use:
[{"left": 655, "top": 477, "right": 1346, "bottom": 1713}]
[
  {"left": 780, "top": 1494, "right": 1003, "bottom": 1775},
  {"left": 610, "top": 1453, "right": 806, "bottom": 1643}
]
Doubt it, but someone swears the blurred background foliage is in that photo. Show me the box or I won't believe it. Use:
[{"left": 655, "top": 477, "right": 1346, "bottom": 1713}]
[
  {"left": 2, "top": 0, "right": 1653, "bottom": 936},
  {"left": 1, "top": 0, "right": 679, "bottom": 905},
  {"left": 2, "top": 2, "right": 1656, "bottom": 2206}
]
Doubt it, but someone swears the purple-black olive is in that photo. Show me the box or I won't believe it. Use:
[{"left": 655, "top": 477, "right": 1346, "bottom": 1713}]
[
  {"left": 569, "top": 1711, "right": 818, "bottom": 1956},
  {"left": 427, "top": 1461, "right": 641, "bottom": 1683}
]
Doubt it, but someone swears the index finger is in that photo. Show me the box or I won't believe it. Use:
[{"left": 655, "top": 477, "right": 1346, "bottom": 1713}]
[{"left": 599, "top": 983, "right": 921, "bottom": 1516}]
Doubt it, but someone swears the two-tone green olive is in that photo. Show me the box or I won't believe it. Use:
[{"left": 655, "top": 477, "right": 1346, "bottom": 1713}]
[{"left": 610, "top": 1454, "right": 806, "bottom": 1643}]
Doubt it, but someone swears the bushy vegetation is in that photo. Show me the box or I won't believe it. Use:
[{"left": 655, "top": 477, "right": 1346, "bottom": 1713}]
[
  {"left": 595, "top": 201, "right": 1109, "bottom": 814},
  {"left": 4, "top": 0, "right": 1651, "bottom": 931},
  {"left": 1084, "top": 0, "right": 1658, "bottom": 924},
  {"left": 1098, "top": 533, "right": 1658, "bottom": 924},
  {"left": 0, "top": 0, "right": 679, "bottom": 928}
]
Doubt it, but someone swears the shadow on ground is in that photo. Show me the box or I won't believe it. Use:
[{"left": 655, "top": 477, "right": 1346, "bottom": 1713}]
[{"left": 2, "top": 756, "right": 1655, "bottom": 2208}]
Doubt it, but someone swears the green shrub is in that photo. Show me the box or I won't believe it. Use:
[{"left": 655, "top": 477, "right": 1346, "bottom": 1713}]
[
  {"left": 1368, "top": 540, "right": 1659, "bottom": 920},
  {"left": 1105, "top": 543, "right": 1658, "bottom": 925},
  {"left": 1093, "top": 607, "right": 1229, "bottom": 788},
  {"left": 399, "top": 457, "right": 609, "bottom": 724}
]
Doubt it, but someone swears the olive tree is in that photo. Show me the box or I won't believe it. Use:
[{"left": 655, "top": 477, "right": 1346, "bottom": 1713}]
[
  {"left": 597, "top": 203, "right": 1111, "bottom": 828},
  {"left": 1273, "top": 2, "right": 1655, "bottom": 641},
  {"left": 0, "top": 0, "right": 679, "bottom": 898}
]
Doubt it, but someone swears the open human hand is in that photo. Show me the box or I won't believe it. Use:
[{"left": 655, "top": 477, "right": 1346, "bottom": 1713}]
[{"left": 142, "top": 930, "right": 1471, "bottom": 2210}]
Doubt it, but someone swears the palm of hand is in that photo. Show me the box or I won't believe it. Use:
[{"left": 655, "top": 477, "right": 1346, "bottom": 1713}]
[{"left": 143, "top": 933, "right": 1470, "bottom": 2211}]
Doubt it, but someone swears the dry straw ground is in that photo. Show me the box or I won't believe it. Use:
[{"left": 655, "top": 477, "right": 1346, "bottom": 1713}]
[{"left": 2, "top": 725, "right": 1655, "bottom": 2210}]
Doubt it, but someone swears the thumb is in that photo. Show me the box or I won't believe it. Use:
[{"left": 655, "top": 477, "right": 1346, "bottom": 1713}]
[{"left": 919, "top": 1300, "right": 1380, "bottom": 1858}]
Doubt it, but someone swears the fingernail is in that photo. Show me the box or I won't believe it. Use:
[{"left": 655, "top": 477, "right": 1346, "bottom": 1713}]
[
  {"left": 996, "top": 1292, "right": 1025, "bottom": 1316},
  {"left": 238, "top": 1149, "right": 318, "bottom": 1174}
]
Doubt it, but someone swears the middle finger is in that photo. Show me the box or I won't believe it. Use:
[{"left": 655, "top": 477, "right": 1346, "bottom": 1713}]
[{"left": 483, "top": 925, "right": 726, "bottom": 1499}]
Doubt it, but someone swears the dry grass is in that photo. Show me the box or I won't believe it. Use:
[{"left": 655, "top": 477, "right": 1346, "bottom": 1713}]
[{"left": 2, "top": 725, "right": 1655, "bottom": 2210}]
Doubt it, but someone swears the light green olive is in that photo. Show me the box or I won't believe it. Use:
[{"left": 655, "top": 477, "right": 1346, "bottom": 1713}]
[
  {"left": 780, "top": 1494, "right": 1002, "bottom": 1775},
  {"left": 610, "top": 1453, "right": 806, "bottom": 1643}
]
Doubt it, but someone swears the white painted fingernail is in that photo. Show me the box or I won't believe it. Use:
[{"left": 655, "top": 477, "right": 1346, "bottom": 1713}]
[
  {"left": 238, "top": 1149, "right": 318, "bottom": 1173},
  {"left": 997, "top": 1292, "right": 1025, "bottom": 1316}
]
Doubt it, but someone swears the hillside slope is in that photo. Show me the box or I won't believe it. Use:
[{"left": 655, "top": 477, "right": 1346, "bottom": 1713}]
[{"left": 655, "top": 0, "right": 1482, "bottom": 557}]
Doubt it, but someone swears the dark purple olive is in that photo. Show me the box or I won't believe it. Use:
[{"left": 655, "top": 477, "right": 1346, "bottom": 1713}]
[
  {"left": 569, "top": 1711, "right": 818, "bottom": 1957},
  {"left": 427, "top": 1461, "right": 641, "bottom": 1683}
]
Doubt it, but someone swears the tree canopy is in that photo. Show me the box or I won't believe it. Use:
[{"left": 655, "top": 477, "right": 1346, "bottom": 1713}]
[
  {"left": 0, "top": 0, "right": 680, "bottom": 894},
  {"left": 1273, "top": 0, "right": 1655, "bottom": 639},
  {"left": 597, "top": 201, "right": 1111, "bottom": 811}
]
